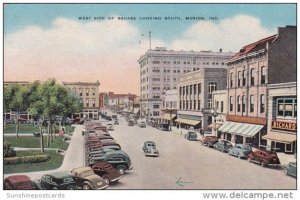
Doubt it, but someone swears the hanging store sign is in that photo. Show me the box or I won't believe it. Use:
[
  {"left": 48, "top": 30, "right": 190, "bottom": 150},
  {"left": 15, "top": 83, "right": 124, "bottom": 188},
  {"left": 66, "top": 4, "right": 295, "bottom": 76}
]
[{"left": 271, "top": 121, "right": 297, "bottom": 132}]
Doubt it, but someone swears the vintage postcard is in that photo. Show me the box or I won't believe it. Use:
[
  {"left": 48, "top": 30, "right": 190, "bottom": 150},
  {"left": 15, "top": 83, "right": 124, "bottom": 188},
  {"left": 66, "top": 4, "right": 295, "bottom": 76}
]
[{"left": 2, "top": 2, "right": 298, "bottom": 199}]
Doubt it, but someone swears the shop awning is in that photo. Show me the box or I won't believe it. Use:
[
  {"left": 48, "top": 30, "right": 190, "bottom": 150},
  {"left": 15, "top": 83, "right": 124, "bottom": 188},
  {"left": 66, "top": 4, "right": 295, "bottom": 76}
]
[
  {"left": 219, "top": 121, "right": 264, "bottom": 137},
  {"left": 262, "top": 131, "right": 296, "bottom": 143},
  {"left": 208, "top": 122, "right": 222, "bottom": 129},
  {"left": 175, "top": 118, "right": 200, "bottom": 126},
  {"left": 161, "top": 113, "right": 176, "bottom": 120}
]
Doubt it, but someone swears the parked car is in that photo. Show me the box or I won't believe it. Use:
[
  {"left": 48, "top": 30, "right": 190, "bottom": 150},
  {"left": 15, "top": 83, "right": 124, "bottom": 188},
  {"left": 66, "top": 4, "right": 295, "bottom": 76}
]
[
  {"left": 228, "top": 144, "right": 252, "bottom": 159},
  {"left": 4, "top": 175, "right": 38, "bottom": 190},
  {"left": 283, "top": 162, "right": 297, "bottom": 178},
  {"left": 101, "top": 145, "right": 121, "bottom": 151},
  {"left": 112, "top": 115, "right": 118, "bottom": 119},
  {"left": 143, "top": 141, "right": 159, "bottom": 157},
  {"left": 88, "top": 150, "right": 132, "bottom": 175},
  {"left": 138, "top": 121, "right": 146, "bottom": 128},
  {"left": 128, "top": 120, "right": 134, "bottom": 126},
  {"left": 248, "top": 149, "right": 281, "bottom": 167},
  {"left": 113, "top": 119, "right": 119, "bottom": 125},
  {"left": 158, "top": 123, "right": 170, "bottom": 131},
  {"left": 199, "top": 136, "right": 218, "bottom": 147},
  {"left": 70, "top": 167, "right": 108, "bottom": 190},
  {"left": 213, "top": 140, "right": 233, "bottom": 152},
  {"left": 39, "top": 171, "right": 85, "bottom": 190},
  {"left": 184, "top": 131, "right": 198, "bottom": 141},
  {"left": 106, "top": 123, "right": 114, "bottom": 131},
  {"left": 91, "top": 161, "right": 122, "bottom": 184}
]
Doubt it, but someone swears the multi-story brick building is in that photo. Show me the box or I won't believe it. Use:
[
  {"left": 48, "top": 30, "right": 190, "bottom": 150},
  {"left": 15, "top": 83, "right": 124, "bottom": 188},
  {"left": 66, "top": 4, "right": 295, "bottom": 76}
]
[
  {"left": 219, "top": 25, "right": 296, "bottom": 146},
  {"left": 63, "top": 81, "right": 100, "bottom": 120},
  {"left": 138, "top": 47, "right": 234, "bottom": 120},
  {"left": 176, "top": 68, "right": 227, "bottom": 132}
]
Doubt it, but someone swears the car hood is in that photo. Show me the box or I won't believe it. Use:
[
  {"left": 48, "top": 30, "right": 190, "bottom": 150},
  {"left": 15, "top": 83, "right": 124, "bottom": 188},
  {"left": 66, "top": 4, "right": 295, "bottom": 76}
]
[{"left": 85, "top": 174, "right": 104, "bottom": 183}]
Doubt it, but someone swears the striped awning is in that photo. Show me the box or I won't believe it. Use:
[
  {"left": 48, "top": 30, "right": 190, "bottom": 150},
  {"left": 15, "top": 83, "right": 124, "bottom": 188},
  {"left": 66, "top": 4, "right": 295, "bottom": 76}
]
[
  {"left": 161, "top": 113, "right": 176, "bottom": 120},
  {"left": 218, "top": 121, "right": 264, "bottom": 137},
  {"left": 175, "top": 118, "right": 200, "bottom": 126},
  {"left": 262, "top": 131, "right": 296, "bottom": 143}
]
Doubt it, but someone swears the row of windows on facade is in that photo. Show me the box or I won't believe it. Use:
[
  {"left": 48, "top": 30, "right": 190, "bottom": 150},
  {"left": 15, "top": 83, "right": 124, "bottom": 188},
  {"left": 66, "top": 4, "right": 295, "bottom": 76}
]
[
  {"left": 143, "top": 67, "right": 203, "bottom": 75},
  {"left": 152, "top": 60, "right": 225, "bottom": 65},
  {"left": 141, "top": 86, "right": 177, "bottom": 91},
  {"left": 73, "top": 88, "right": 96, "bottom": 96},
  {"left": 141, "top": 77, "right": 178, "bottom": 83},
  {"left": 229, "top": 95, "right": 265, "bottom": 114},
  {"left": 179, "top": 82, "right": 217, "bottom": 96},
  {"left": 229, "top": 66, "right": 266, "bottom": 88},
  {"left": 179, "top": 100, "right": 202, "bottom": 111},
  {"left": 80, "top": 99, "right": 96, "bottom": 107},
  {"left": 162, "top": 101, "right": 177, "bottom": 109},
  {"left": 276, "top": 98, "right": 297, "bottom": 118}
]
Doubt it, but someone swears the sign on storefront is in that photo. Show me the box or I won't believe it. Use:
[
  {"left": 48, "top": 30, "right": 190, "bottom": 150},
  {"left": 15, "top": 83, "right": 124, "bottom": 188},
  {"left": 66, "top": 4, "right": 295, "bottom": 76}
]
[{"left": 271, "top": 120, "right": 297, "bottom": 132}]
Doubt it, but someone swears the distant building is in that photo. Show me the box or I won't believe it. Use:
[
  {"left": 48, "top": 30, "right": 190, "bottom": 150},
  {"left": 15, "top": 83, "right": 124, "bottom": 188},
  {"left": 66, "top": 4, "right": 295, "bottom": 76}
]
[
  {"left": 219, "top": 25, "right": 296, "bottom": 146},
  {"left": 138, "top": 47, "right": 234, "bottom": 120},
  {"left": 63, "top": 81, "right": 100, "bottom": 119},
  {"left": 210, "top": 90, "right": 227, "bottom": 136},
  {"left": 176, "top": 68, "right": 227, "bottom": 132},
  {"left": 160, "top": 89, "right": 178, "bottom": 124}
]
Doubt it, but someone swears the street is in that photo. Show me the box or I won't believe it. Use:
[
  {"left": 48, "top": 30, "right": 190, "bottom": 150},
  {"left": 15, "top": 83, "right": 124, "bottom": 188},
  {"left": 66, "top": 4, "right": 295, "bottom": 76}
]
[{"left": 107, "top": 116, "right": 296, "bottom": 189}]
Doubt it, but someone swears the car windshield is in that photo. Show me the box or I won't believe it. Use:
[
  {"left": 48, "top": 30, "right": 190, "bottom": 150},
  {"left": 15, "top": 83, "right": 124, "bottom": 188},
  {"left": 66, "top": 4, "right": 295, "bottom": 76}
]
[
  {"left": 242, "top": 145, "right": 251, "bottom": 150},
  {"left": 189, "top": 132, "right": 197, "bottom": 137}
]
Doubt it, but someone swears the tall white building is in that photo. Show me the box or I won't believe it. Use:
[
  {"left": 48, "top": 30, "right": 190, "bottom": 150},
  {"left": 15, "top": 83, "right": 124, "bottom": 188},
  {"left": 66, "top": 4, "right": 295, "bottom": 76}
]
[{"left": 138, "top": 47, "right": 234, "bottom": 120}]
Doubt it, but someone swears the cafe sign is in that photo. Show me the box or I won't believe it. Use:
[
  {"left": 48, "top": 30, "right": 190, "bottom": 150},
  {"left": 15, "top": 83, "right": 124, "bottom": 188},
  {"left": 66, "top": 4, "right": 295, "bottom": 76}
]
[{"left": 272, "top": 121, "right": 297, "bottom": 132}]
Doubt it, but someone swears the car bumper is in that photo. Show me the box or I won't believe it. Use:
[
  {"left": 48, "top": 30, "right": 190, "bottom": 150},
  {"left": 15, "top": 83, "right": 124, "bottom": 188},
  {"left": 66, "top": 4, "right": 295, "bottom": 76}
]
[
  {"left": 95, "top": 184, "right": 109, "bottom": 190},
  {"left": 145, "top": 153, "right": 159, "bottom": 157},
  {"left": 111, "top": 176, "right": 123, "bottom": 182}
]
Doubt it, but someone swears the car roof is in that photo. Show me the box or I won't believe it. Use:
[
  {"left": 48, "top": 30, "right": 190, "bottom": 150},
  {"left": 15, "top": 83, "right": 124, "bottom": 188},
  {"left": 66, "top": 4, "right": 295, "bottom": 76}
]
[
  {"left": 144, "top": 141, "right": 155, "bottom": 144},
  {"left": 71, "top": 166, "right": 93, "bottom": 173},
  {"left": 5, "top": 175, "right": 32, "bottom": 183},
  {"left": 45, "top": 171, "right": 74, "bottom": 178}
]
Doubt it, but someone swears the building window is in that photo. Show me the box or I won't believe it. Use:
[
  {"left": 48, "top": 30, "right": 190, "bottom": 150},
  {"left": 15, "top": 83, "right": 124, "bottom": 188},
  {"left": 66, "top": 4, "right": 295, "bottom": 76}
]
[
  {"left": 190, "top": 100, "right": 192, "bottom": 110},
  {"left": 179, "top": 87, "right": 182, "bottom": 96},
  {"left": 238, "top": 71, "right": 241, "bottom": 87},
  {"left": 92, "top": 99, "right": 95, "bottom": 107},
  {"left": 250, "top": 68, "right": 255, "bottom": 86},
  {"left": 153, "top": 104, "right": 160, "bottom": 109},
  {"left": 242, "top": 95, "right": 246, "bottom": 113},
  {"left": 221, "top": 101, "right": 224, "bottom": 113},
  {"left": 86, "top": 100, "right": 89, "bottom": 107},
  {"left": 190, "top": 85, "right": 193, "bottom": 95},
  {"left": 237, "top": 96, "right": 241, "bottom": 112},
  {"left": 92, "top": 89, "right": 95, "bottom": 96},
  {"left": 180, "top": 100, "right": 182, "bottom": 109},
  {"left": 259, "top": 94, "right": 265, "bottom": 113},
  {"left": 186, "top": 86, "right": 189, "bottom": 95},
  {"left": 79, "top": 89, "right": 83, "bottom": 96},
  {"left": 153, "top": 111, "right": 160, "bottom": 116},
  {"left": 208, "top": 82, "right": 217, "bottom": 94},
  {"left": 198, "top": 83, "right": 201, "bottom": 94},
  {"left": 261, "top": 66, "right": 266, "bottom": 84},
  {"left": 230, "top": 96, "right": 233, "bottom": 112},
  {"left": 250, "top": 95, "right": 254, "bottom": 112},
  {"left": 86, "top": 89, "right": 89, "bottom": 96},
  {"left": 242, "top": 70, "right": 246, "bottom": 86},
  {"left": 186, "top": 101, "right": 189, "bottom": 110},
  {"left": 193, "top": 84, "right": 196, "bottom": 95},
  {"left": 230, "top": 72, "right": 233, "bottom": 88},
  {"left": 208, "top": 99, "right": 213, "bottom": 109},
  {"left": 183, "top": 100, "right": 185, "bottom": 109},
  {"left": 198, "top": 100, "right": 201, "bottom": 110},
  {"left": 194, "top": 100, "right": 196, "bottom": 110},
  {"left": 183, "top": 87, "right": 185, "bottom": 95},
  {"left": 72, "top": 88, "right": 76, "bottom": 93},
  {"left": 277, "top": 98, "right": 297, "bottom": 118}
]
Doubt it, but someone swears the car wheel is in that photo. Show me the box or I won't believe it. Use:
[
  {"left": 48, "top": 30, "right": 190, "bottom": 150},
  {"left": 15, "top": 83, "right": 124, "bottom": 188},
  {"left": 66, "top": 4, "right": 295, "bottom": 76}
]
[
  {"left": 67, "top": 185, "right": 76, "bottom": 190},
  {"left": 283, "top": 168, "right": 289, "bottom": 175},
  {"left": 221, "top": 148, "right": 225, "bottom": 153},
  {"left": 82, "top": 184, "right": 91, "bottom": 190},
  {"left": 117, "top": 166, "right": 126, "bottom": 175},
  {"left": 237, "top": 154, "right": 242, "bottom": 159},
  {"left": 103, "top": 176, "right": 110, "bottom": 185}
]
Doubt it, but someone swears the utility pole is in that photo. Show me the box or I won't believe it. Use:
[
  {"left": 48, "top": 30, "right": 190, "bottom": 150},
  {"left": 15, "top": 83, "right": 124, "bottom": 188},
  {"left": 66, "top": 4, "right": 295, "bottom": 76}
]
[{"left": 149, "top": 31, "right": 152, "bottom": 50}]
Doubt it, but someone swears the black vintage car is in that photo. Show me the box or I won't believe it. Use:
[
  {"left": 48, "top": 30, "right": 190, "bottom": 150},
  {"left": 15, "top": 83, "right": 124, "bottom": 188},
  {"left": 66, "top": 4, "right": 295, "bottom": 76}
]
[
  {"left": 39, "top": 171, "right": 90, "bottom": 190},
  {"left": 283, "top": 162, "right": 297, "bottom": 178},
  {"left": 184, "top": 131, "right": 198, "bottom": 141},
  {"left": 213, "top": 140, "right": 233, "bottom": 153}
]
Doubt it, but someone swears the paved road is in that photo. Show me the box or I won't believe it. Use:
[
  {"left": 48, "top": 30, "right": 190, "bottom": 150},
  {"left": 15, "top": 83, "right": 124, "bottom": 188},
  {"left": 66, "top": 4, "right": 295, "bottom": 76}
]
[{"left": 108, "top": 116, "right": 296, "bottom": 189}]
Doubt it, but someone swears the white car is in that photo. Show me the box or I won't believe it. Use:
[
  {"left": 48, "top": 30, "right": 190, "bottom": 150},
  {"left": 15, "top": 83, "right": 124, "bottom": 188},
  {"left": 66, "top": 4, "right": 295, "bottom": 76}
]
[{"left": 106, "top": 123, "right": 114, "bottom": 131}]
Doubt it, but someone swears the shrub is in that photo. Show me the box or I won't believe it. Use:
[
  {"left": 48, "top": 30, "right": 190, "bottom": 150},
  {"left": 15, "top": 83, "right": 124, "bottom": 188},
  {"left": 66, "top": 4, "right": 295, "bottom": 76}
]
[
  {"left": 3, "top": 142, "right": 16, "bottom": 158},
  {"left": 4, "top": 154, "right": 50, "bottom": 165}
]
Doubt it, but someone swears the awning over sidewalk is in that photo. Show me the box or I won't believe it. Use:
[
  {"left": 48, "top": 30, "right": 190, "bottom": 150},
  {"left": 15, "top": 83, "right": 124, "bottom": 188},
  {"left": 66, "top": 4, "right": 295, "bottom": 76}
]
[
  {"left": 207, "top": 122, "right": 222, "bottom": 129},
  {"left": 161, "top": 113, "right": 176, "bottom": 120},
  {"left": 175, "top": 118, "right": 200, "bottom": 126},
  {"left": 262, "top": 131, "right": 296, "bottom": 143},
  {"left": 218, "top": 121, "right": 264, "bottom": 137}
]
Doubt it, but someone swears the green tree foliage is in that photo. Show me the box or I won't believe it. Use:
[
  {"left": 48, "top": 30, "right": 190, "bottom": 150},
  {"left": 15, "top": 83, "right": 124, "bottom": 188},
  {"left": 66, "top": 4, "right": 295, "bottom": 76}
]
[{"left": 3, "top": 142, "right": 16, "bottom": 158}]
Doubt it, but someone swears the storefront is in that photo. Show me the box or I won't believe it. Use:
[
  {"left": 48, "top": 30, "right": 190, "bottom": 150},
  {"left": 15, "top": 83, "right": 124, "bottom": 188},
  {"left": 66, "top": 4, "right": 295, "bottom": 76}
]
[
  {"left": 262, "top": 82, "right": 297, "bottom": 154},
  {"left": 175, "top": 114, "right": 202, "bottom": 131},
  {"left": 218, "top": 121, "right": 264, "bottom": 146}
]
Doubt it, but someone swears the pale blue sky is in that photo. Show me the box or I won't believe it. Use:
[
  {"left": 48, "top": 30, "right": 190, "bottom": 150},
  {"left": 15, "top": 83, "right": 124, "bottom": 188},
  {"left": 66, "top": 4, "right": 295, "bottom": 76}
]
[{"left": 4, "top": 4, "right": 297, "bottom": 43}]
